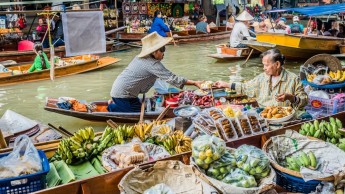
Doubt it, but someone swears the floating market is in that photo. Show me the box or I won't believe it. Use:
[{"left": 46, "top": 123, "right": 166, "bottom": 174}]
[{"left": 3, "top": 0, "right": 345, "bottom": 194}]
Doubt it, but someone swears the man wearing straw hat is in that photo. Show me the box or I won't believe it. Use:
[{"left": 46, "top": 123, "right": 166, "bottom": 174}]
[
  {"left": 230, "top": 10, "right": 255, "bottom": 48},
  {"left": 108, "top": 32, "right": 204, "bottom": 112}
]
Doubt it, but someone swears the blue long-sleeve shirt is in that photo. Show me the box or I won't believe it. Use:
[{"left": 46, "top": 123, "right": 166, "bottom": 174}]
[{"left": 148, "top": 18, "right": 170, "bottom": 37}]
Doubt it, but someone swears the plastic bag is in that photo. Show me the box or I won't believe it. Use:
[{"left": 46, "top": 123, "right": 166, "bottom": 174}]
[
  {"left": 153, "top": 79, "right": 179, "bottom": 94},
  {"left": 234, "top": 145, "right": 270, "bottom": 180},
  {"left": 192, "top": 135, "right": 226, "bottom": 170},
  {"left": 0, "top": 135, "right": 42, "bottom": 179},
  {"left": 206, "top": 151, "right": 237, "bottom": 180},
  {"left": 222, "top": 168, "right": 257, "bottom": 188},
  {"left": 143, "top": 183, "right": 175, "bottom": 194},
  {"left": 151, "top": 124, "right": 173, "bottom": 141},
  {"left": 312, "top": 75, "right": 332, "bottom": 85}
]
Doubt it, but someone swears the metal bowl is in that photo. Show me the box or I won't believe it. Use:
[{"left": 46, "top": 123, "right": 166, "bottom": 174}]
[{"left": 173, "top": 105, "right": 201, "bottom": 118}]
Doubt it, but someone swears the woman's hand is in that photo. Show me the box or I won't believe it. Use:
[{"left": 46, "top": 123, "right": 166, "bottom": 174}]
[
  {"left": 214, "top": 81, "right": 230, "bottom": 88},
  {"left": 275, "top": 93, "right": 294, "bottom": 102}
]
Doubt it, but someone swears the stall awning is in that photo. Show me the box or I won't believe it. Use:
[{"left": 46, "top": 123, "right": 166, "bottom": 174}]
[
  {"left": 264, "top": 3, "right": 345, "bottom": 16},
  {"left": 0, "top": 0, "right": 82, "bottom": 6}
]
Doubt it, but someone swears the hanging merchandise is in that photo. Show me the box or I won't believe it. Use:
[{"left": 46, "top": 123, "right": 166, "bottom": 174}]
[{"left": 172, "top": 4, "right": 184, "bottom": 17}]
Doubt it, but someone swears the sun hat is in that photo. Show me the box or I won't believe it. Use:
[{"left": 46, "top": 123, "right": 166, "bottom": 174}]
[
  {"left": 279, "top": 17, "right": 287, "bottom": 22},
  {"left": 293, "top": 16, "right": 299, "bottom": 22},
  {"left": 236, "top": 10, "right": 254, "bottom": 21},
  {"left": 138, "top": 32, "right": 173, "bottom": 58}
]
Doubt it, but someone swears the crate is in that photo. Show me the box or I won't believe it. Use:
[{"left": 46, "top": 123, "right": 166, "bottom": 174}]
[
  {"left": 305, "top": 95, "right": 345, "bottom": 118},
  {"left": 0, "top": 150, "right": 50, "bottom": 194},
  {"left": 275, "top": 168, "right": 321, "bottom": 193}
]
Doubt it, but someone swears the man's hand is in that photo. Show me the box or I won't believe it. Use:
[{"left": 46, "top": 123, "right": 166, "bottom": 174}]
[
  {"left": 275, "top": 93, "right": 294, "bottom": 102},
  {"left": 194, "top": 80, "right": 204, "bottom": 89},
  {"left": 214, "top": 81, "right": 230, "bottom": 88}
]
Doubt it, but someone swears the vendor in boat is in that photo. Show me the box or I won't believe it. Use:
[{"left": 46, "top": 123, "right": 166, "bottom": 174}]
[
  {"left": 195, "top": 15, "right": 210, "bottom": 34},
  {"left": 230, "top": 10, "right": 255, "bottom": 48},
  {"left": 108, "top": 32, "right": 203, "bottom": 112},
  {"left": 26, "top": 43, "right": 50, "bottom": 73},
  {"left": 289, "top": 16, "right": 304, "bottom": 34},
  {"left": 148, "top": 10, "right": 170, "bottom": 37},
  {"left": 214, "top": 49, "right": 307, "bottom": 110}
]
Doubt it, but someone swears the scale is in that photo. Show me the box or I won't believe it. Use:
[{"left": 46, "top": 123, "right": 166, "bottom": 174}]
[{"left": 173, "top": 105, "right": 201, "bottom": 131}]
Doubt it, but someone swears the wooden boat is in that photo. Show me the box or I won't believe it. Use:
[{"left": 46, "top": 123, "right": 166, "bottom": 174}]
[
  {"left": 0, "top": 41, "right": 130, "bottom": 63},
  {"left": 243, "top": 33, "right": 343, "bottom": 59},
  {"left": 44, "top": 97, "right": 175, "bottom": 123},
  {"left": 208, "top": 46, "right": 259, "bottom": 61},
  {"left": 117, "top": 26, "right": 231, "bottom": 43},
  {"left": 0, "top": 56, "right": 120, "bottom": 86},
  {"left": 22, "top": 112, "right": 345, "bottom": 194}
]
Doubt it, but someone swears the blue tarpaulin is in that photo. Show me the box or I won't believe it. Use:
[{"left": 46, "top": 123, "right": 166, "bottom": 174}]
[{"left": 264, "top": 3, "right": 345, "bottom": 16}]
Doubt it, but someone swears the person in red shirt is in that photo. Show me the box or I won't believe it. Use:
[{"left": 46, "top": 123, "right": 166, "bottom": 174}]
[{"left": 16, "top": 14, "right": 26, "bottom": 29}]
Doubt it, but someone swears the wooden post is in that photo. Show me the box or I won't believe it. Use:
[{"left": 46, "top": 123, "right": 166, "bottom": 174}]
[{"left": 83, "top": 0, "right": 90, "bottom": 9}]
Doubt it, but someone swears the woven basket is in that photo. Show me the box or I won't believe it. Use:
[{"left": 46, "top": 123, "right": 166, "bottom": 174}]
[
  {"left": 262, "top": 136, "right": 334, "bottom": 182},
  {"left": 303, "top": 54, "right": 342, "bottom": 72}
]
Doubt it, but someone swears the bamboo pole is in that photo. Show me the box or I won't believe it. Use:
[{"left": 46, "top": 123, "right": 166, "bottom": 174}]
[{"left": 0, "top": 129, "right": 8, "bottom": 149}]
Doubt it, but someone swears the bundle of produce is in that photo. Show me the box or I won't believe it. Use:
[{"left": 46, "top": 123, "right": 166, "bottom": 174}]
[
  {"left": 222, "top": 168, "right": 257, "bottom": 188},
  {"left": 206, "top": 151, "right": 237, "bottom": 180},
  {"left": 328, "top": 70, "right": 345, "bottom": 82},
  {"left": 134, "top": 120, "right": 167, "bottom": 142},
  {"left": 233, "top": 145, "right": 270, "bottom": 180},
  {"left": 192, "top": 95, "right": 213, "bottom": 107},
  {"left": 284, "top": 151, "right": 317, "bottom": 172},
  {"left": 98, "top": 125, "right": 135, "bottom": 151},
  {"left": 299, "top": 117, "right": 345, "bottom": 151},
  {"left": 260, "top": 106, "right": 294, "bottom": 119},
  {"left": 222, "top": 106, "right": 242, "bottom": 118},
  {"left": 264, "top": 130, "right": 345, "bottom": 183},
  {"left": 192, "top": 135, "right": 226, "bottom": 169}
]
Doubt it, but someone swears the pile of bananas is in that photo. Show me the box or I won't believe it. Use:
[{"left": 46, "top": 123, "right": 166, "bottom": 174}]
[
  {"left": 160, "top": 130, "right": 192, "bottom": 155},
  {"left": 134, "top": 120, "right": 167, "bottom": 141},
  {"left": 307, "top": 74, "right": 317, "bottom": 82},
  {"left": 329, "top": 70, "right": 345, "bottom": 82},
  {"left": 285, "top": 151, "right": 317, "bottom": 172},
  {"left": 299, "top": 117, "right": 345, "bottom": 151},
  {"left": 53, "top": 127, "right": 98, "bottom": 164},
  {"left": 97, "top": 125, "right": 135, "bottom": 152}
]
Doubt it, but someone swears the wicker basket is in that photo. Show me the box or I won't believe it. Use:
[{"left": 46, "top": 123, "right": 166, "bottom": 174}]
[
  {"left": 303, "top": 54, "right": 342, "bottom": 72},
  {"left": 262, "top": 136, "right": 334, "bottom": 182}
]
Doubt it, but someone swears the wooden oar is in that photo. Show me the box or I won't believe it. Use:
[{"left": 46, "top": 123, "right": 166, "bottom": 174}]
[
  {"left": 48, "top": 123, "right": 73, "bottom": 137},
  {"left": 156, "top": 105, "right": 171, "bottom": 121},
  {"left": 170, "top": 31, "right": 177, "bottom": 46},
  {"left": 106, "top": 119, "right": 118, "bottom": 128},
  {"left": 0, "top": 129, "right": 8, "bottom": 149},
  {"left": 241, "top": 49, "right": 254, "bottom": 66},
  {"left": 139, "top": 94, "right": 146, "bottom": 124},
  {"left": 58, "top": 126, "right": 73, "bottom": 137}
]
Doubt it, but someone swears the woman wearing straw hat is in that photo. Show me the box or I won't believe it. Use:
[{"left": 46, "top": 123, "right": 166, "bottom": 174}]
[
  {"left": 108, "top": 32, "right": 204, "bottom": 112},
  {"left": 230, "top": 10, "right": 255, "bottom": 48}
]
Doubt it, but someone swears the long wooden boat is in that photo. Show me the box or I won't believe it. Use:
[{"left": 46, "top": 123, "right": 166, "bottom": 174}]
[
  {"left": 0, "top": 56, "right": 120, "bottom": 86},
  {"left": 243, "top": 33, "right": 343, "bottom": 59},
  {"left": 0, "top": 41, "right": 129, "bottom": 63},
  {"left": 44, "top": 97, "right": 175, "bottom": 123},
  {"left": 117, "top": 26, "right": 231, "bottom": 43},
  {"left": 208, "top": 47, "right": 259, "bottom": 61},
  {"left": 19, "top": 112, "right": 344, "bottom": 194}
]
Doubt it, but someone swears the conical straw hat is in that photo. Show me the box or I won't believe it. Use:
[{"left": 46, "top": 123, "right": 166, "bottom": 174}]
[
  {"left": 0, "top": 110, "right": 38, "bottom": 136},
  {"left": 236, "top": 10, "right": 254, "bottom": 21},
  {"left": 138, "top": 32, "right": 173, "bottom": 58}
]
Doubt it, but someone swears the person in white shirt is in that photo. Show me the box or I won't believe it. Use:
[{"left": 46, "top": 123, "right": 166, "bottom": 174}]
[{"left": 230, "top": 10, "right": 255, "bottom": 48}]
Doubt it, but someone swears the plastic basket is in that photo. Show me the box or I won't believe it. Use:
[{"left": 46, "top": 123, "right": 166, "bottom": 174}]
[
  {"left": 305, "top": 95, "right": 345, "bottom": 118},
  {"left": 0, "top": 150, "right": 50, "bottom": 194},
  {"left": 274, "top": 167, "right": 321, "bottom": 193}
]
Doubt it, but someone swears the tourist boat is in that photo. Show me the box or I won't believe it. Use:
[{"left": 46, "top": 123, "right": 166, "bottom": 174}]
[
  {"left": 0, "top": 41, "right": 127, "bottom": 63},
  {"left": 5, "top": 111, "right": 343, "bottom": 194},
  {"left": 0, "top": 56, "right": 120, "bottom": 86},
  {"left": 117, "top": 26, "right": 231, "bottom": 43},
  {"left": 208, "top": 46, "right": 260, "bottom": 61},
  {"left": 44, "top": 97, "right": 175, "bottom": 123},
  {"left": 243, "top": 33, "right": 343, "bottom": 59},
  {"left": 247, "top": 3, "right": 345, "bottom": 59}
]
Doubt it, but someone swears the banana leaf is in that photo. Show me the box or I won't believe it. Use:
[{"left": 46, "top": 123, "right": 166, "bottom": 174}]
[
  {"left": 47, "top": 163, "right": 62, "bottom": 188},
  {"left": 53, "top": 160, "right": 76, "bottom": 184},
  {"left": 68, "top": 161, "right": 99, "bottom": 180}
]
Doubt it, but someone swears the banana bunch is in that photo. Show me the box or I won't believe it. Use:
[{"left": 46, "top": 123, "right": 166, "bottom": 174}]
[
  {"left": 173, "top": 130, "right": 192, "bottom": 154},
  {"left": 134, "top": 120, "right": 167, "bottom": 141},
  {"left": 329, "top": 70, "right": 345, "bottom": 82},
  {"left": 98, "top": 125, "right": 135, "bottom": 152},
  {"left": 285, "top": 151, "right": 317, "bottom": 172},
  {"left": 161, "top": 135, "right": 176, "bottom": 155},
  {"left": 53, "top": 127, "right": 99, "bottom": 164},
  {"left": 307, "top": 74, "right": 317, "bottom": 82},
  {"left": 299, "top": 117, "right": 345, "bottom": 149}
]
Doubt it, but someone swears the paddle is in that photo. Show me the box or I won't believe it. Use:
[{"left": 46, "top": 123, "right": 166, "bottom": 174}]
[
  {"left": 241, "top": 49, "right": 254, "bottom": 67},
  {"left": 48, "top": 123, "right": 72, "bottom": 137},
  {"left": 106, "top": 119, "right": 119, "bottom": 128},
  {"left": 170, "top": 30, "right": 177, "bottom": 46},
  {"left": 139, "top": 93, "right": 146, "bottom": 124},
  {"left": 156, "top": 105, "right": 171, "bottom": 121}
]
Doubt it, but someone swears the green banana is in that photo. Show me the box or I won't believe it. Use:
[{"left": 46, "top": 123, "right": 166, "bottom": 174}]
[
  {"left": 297, "top": 156, "right": 306, "bottom": 167},
  {"left": 336, "top": 118, "right": 343, "bottom": 129},
  {"left": 331, "top": 138, "right": 337, "bottom": 144},
  {"left": 314, "top": 120, "right": 319, "bottom": 130},
  {"left": 308, "top": 151, "right": 317, "bottom": 168},
  {"left": 299, "top": 129, "right": 306, "bottom": 135},
  {"left": 309, "top": 125, "right": 315, "bottom": 136},
  {"left": 330, "top": 117, "right": 336, "bottom": 125},
  {"left": 300, "top": 151, "right": 310, "bottom": 167},
  {"left": 293, "top": 156, "right": 303, "bottom": 167},
  {"left": 313, "top": 130, "right": 321, "bottom": 138},
  {"left": 338, "top": 143, "right": 345, "bottom": 151}
]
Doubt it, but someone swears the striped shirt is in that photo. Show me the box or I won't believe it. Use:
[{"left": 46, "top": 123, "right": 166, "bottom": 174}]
[
  {"left": 110, "top": 56, "right": 187, "bottom": 98},
  {"left": 231, "top": 69, "right": 308, "bottom": 110}
]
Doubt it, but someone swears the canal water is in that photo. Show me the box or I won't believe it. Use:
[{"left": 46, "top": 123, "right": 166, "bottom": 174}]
[{"left": 0, "top": 40, "right": 303, "bottom": 132}]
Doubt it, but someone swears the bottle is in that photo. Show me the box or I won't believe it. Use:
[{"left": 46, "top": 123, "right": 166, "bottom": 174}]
[
  {"left": 155, "top": 96, "right": 163, "bottom": 112},
  {"left": 146, "top": 99, "right": 152, "bottom": 112}
]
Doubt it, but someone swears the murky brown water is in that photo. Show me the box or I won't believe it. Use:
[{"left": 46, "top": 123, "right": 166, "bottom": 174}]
[{"left": 0, "top": 39, "right": 303, "bottom": 132}]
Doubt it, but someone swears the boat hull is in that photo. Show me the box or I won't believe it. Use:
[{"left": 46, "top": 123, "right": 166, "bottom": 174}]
[
  {"left": 44, "top": 98, "right": 175, "bottom": 123},
  {"left": 250, "top": 33, "right": 343, "bottom": 59},
  {"left": 208, "top": 47, "right": 259, "bottom": 61},
  {"left": 0, "top": 57, "right": 120, "bottom": 86},
  {"left": 118, "top": 27, "right": 231, "bottom": 43}
]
